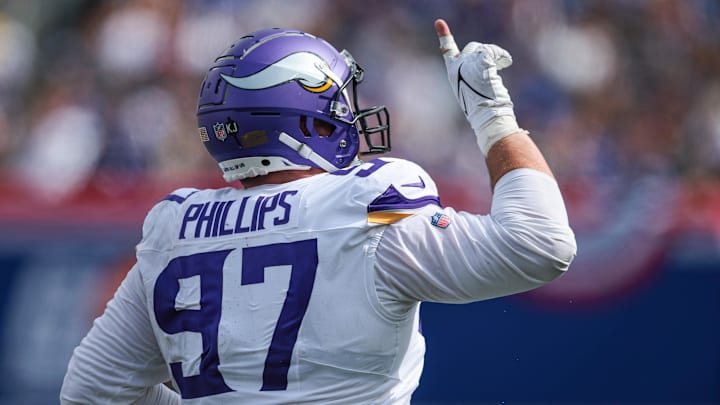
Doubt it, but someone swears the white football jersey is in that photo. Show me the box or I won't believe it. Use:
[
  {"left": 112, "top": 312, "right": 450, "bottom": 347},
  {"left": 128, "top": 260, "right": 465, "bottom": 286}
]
[
  {"left": 61, "top": 158, "right": 575, "bottom": 404},
  {"left": 137, "top": 158, "right": 438, "bottom": 404}
]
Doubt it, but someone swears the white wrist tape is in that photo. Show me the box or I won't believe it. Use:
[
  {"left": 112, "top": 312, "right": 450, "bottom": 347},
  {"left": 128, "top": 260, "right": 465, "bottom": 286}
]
[{"left": 476, "top": 115, "right": 527, "bottom": 156}]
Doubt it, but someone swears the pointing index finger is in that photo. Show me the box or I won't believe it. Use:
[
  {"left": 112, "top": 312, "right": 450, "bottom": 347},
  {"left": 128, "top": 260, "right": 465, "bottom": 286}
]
[
  {"left": 435, "top": 18, "right": 459, "bottom": 61},
  {"left": 435, "top": 18, "right": 451, "bottom": 37}
]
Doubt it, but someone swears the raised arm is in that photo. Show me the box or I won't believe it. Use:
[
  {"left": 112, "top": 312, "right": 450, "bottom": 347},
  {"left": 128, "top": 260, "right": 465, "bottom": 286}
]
[
  {"left": 373, "top": 19, "right": 577, "bottom": 312},
  {"left": 435, "top": 18, "right": 553, "bottom": 188}
]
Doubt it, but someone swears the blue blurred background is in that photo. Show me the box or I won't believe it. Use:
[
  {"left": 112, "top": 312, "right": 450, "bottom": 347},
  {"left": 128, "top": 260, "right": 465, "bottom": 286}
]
[{"left": 0, "top": 0, "right": 718, "bottom": 403}]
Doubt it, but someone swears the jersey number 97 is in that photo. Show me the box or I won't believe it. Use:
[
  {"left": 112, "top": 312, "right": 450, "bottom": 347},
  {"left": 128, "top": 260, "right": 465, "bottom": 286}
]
[{"left": 153, "top": 239, "right": 318, "bottom": 399}]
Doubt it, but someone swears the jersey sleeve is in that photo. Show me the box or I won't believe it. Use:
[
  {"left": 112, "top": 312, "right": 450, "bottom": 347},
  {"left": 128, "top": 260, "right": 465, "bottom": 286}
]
[
  {"left": 374, "top": 168, "right": 576, "bottom": 313},
  {"left": 353, "top": 158, "right": 442, "bottom": 225},
  {"left": 60, "top": 264, "right": 177, "bottom": 404}
]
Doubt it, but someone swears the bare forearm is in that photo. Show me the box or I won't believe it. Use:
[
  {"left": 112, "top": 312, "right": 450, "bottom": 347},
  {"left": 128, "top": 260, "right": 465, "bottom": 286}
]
[{"left": 486, "top": 131, "right": 553, "bottom": 190}]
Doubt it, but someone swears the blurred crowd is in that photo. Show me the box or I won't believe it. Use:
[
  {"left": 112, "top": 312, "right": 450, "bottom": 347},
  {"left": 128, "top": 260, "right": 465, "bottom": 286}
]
[{"left": 0, "top": 0, "right": 718, "bottom": 206}]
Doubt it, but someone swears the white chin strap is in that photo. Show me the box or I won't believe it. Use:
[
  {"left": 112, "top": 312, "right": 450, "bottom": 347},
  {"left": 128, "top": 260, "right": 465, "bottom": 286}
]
[
  {"left": 278, "top": 132, "right": 339, "bottom": 172},
  {"left": 218, "top": 132, "right": 342, "bottom": 182},
  {"left": 219, "top": 156, "right": 311, "bottom": 182}
]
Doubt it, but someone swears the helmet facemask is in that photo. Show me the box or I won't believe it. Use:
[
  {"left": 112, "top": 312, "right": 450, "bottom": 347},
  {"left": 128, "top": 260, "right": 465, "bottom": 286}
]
[{"left": 330, "top": 50, "right": 391, "bottom": 155}]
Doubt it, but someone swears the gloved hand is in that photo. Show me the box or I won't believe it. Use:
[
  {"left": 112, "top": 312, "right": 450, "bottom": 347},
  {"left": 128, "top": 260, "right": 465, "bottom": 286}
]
[{"left": 435, "top": 19, "right": 526, "bottom": 156}]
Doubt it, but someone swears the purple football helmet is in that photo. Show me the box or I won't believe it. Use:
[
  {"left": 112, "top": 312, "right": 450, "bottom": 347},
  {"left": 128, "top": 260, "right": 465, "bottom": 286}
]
[{"left": 197, "top": 28, "right": 390, "bottom": 182}]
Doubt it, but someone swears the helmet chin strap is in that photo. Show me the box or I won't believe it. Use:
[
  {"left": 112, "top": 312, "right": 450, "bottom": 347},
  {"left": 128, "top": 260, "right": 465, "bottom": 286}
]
[
  {"left": 219, "top": 156, "right": 311, "bottom": 182},
  {"left": 278, "top": 132, "right": 339, "bottom": 172}
]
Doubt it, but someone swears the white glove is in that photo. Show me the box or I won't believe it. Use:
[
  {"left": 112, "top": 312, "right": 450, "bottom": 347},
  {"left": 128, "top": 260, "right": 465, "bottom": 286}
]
[{"left": 439, "top": 34, "right": 525, "bottom": 155}]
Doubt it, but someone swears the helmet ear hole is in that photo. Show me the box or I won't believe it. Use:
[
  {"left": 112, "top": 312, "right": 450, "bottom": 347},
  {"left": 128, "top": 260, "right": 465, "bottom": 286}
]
[
  {"left": 313, "top": 118, "right": 336, "bottom": 138},
  {"left": 299, "top": 115, "right": 312, "bottom": 138},
  {"left": 299, "top": 115, "right": 336, "bottom": 138}
]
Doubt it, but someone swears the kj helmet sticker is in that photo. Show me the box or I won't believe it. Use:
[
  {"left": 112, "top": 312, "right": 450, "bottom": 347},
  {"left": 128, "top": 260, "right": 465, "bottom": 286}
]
[{"left": 225, "top": 117, "right": 239, "bottom": 135}]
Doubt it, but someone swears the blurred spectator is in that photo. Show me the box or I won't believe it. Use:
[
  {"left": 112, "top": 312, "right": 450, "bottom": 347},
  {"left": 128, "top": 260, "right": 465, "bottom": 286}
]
[
  {"left": 0, "top": 0, "right": 717, "bottom": 217},
  {"left": 0, "top": 12, "right": 35, "bottom": 91},
  {"left": 13, "top": 102, "right": 103, "bottom": 201}
]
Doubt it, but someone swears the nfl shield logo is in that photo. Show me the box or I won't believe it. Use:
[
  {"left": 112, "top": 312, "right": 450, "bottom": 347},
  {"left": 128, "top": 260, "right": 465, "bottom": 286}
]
[
  {"left": 213, "top": 122, "right": 227, "bottom": 141},
  {"left": 431, "top": 212, "right": 451, "bottom": 229}
]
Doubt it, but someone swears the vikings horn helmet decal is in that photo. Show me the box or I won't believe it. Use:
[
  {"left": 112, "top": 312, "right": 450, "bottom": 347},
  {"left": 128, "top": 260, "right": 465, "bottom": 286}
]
[
  {"left": 196, "top": 28, "right": 391, "bottom": 182},
  {"left": 220, "top": 52, "right": 335, "bottom": 94}
]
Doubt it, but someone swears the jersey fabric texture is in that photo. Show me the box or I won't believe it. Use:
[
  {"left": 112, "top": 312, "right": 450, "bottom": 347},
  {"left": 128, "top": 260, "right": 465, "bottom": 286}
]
[{"left": 61, "top": 158, "right": 575, "bottom": 404}]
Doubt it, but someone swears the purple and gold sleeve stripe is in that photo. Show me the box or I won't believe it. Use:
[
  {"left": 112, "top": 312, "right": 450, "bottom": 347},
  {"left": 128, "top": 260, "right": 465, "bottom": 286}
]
[
  {"left": 367, "top": 211, "right": 416, "bottom": 224},
  {"left": 367, "top": 185, "right": 441, "bottom": 224}
]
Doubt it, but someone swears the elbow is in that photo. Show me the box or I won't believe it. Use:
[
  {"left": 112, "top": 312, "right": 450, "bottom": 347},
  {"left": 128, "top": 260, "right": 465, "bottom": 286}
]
[
  {"left": 505, "top": 221, "right": 577, "bottom": 285},
  {"left": 542, "top": 225, "right": 577, "bottom": 280}
]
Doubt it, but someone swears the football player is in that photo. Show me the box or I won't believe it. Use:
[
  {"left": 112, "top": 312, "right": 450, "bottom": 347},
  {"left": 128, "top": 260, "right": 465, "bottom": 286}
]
[{"left": 61, "top": 19, "right": 576, "bottom": 404}]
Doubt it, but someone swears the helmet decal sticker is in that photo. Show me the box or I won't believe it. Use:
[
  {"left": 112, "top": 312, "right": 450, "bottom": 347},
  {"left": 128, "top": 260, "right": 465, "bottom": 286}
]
[
  {"left": 221, "top": 52, "right": 333, "bottom": 93},
  {"left": 239, "top": 130, "right": 268, "bottom": 148},
  {"left": 213, "top": 122, "right": 227, "bottom": 141},
  {"left": 198, "top": 127, "right": 210, "bottom": 142},
  {"left": 225, "top": 117, "right": 239, "bottom": 136}
]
